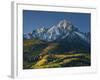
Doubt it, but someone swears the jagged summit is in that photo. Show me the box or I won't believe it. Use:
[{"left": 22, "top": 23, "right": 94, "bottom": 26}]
[
  {"left": 25, "top": 19, "right": 90, "bottom": 43},
  {"left": 57, "top": 19, "right": 72, "bottom": 29}
]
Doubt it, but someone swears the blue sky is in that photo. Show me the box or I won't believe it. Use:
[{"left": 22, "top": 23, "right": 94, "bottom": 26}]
[{"left": 23, "top": 10, "right": 91, "bottom": 34}]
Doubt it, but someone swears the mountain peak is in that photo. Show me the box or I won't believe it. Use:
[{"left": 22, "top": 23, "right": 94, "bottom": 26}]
[
  {"left": 57, "top": 19, "right": 72, "bottom": 29},
  {"left": 36, "top": 27, "right": 46, "bottom": 33},
  {"left": 25, "top": 19, "right": 89, "bottom": 43}
]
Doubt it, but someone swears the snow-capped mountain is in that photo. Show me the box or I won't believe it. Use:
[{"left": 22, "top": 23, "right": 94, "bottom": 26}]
[{"left": 27, "top": 19, "right": 90, "bottom": 43}]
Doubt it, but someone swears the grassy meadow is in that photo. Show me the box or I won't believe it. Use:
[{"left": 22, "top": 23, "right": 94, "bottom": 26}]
[{"left": 23, "top": 39, "right": 90, "bottom": 69}]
